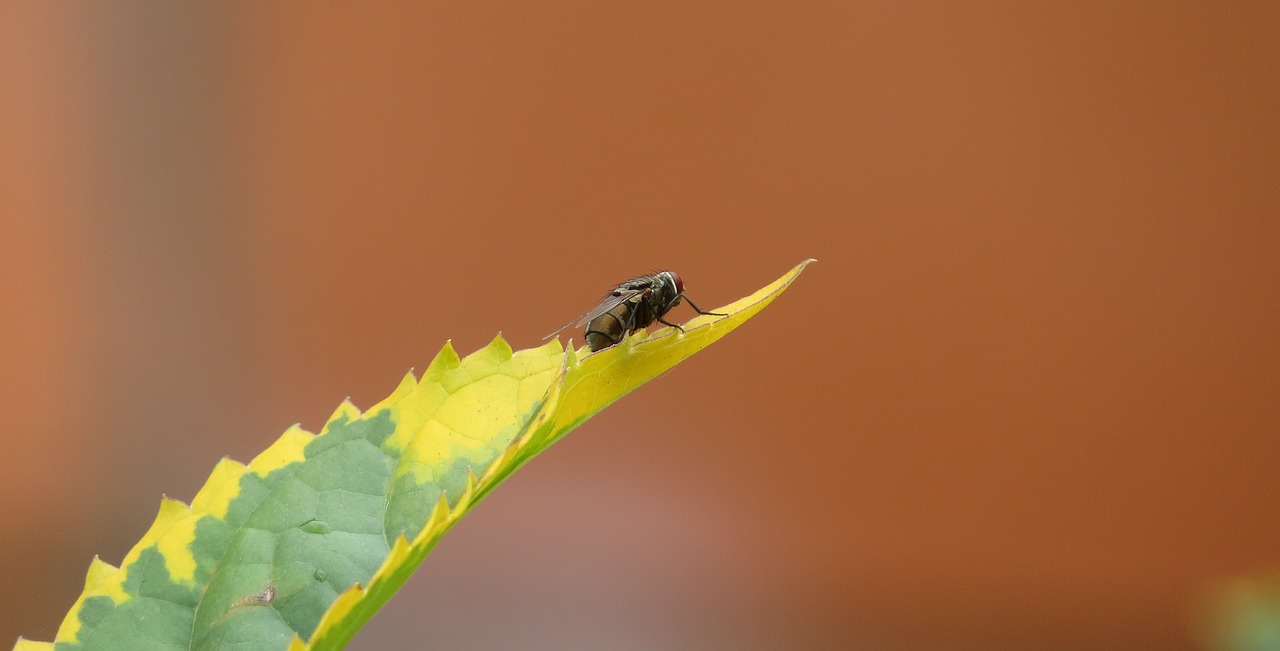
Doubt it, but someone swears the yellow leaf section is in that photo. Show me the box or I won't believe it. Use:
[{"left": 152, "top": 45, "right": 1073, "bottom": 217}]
[
  {"left": 248, "top": 423, "right": 314, "bottom": 476},
  {"left": 52, "top": 555, "right": 125, "bottom": 644},
  {"left": 24, "top": 556, "right": 124, "bottom": 647},
  {"left": 192, "top": 458, "right": 248, "bottom": 521},
  {"left": 151, "top": 498, "right": 200, "bottom": 585},
  {"left": 373, "top": 337, "right": 562, "bottom": 491},
  {"left": 300, "top": 259, "right": 814, "bottom": 650}
]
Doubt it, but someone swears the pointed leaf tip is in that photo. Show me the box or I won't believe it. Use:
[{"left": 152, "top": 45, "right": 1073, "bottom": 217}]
[
  {"left": 423, "top": 340, "right": 462, "bottom": 379},
  {"left": 486, "top": 333, "right": 514, "bottom": 359}
]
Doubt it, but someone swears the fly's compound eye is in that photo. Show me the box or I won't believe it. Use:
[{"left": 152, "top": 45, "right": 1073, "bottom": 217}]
[{"left": 667, "top": 271, "right": 684, "bottom": 295}]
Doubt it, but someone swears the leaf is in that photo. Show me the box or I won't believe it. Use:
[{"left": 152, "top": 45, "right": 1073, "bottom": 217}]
[
  {"left": 16, "top": 260, "right": 813, "bottom": 651},
  {"left": 1202, "top": 573, "right": 1280, "bottom": 651}
]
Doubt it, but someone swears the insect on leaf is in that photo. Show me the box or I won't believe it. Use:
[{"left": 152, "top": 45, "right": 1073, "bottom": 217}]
[{"left": 16, "top": 259, "right": 814, "bottom": 651}]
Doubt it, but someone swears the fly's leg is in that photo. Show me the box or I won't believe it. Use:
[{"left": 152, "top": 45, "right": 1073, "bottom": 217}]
[
  {"left": 657, "top": 295, "right": 723, "bottom": 332},
  {"left": 617, "top": 304, "right": 643, "bottom": 348},
  {"left": 656, "top": 315, "right": 685, "bottom": 332},
  {"left": 623, "top": 304, "right": 641, "bottom": 334},
  {"left": 683, "top": 296, "right": 725, "bottom": 317}
]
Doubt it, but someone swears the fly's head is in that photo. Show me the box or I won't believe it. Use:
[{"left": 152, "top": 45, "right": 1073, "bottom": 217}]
[{"left": 653, "top": 271, "right": 684, "bottom": 315}]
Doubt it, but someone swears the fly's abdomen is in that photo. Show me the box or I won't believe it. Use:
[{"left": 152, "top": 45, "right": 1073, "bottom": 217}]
[{"left": 585, "top": 302, "right": 634, "bottom": 351}]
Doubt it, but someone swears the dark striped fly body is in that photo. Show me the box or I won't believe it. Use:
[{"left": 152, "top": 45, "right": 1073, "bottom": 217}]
[{"left": 545, "top": 271, "right": 723, "bottom": 351}]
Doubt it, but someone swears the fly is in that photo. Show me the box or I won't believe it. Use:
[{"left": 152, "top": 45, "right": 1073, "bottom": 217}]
[{"left": 546, "top": 271, "right": 724, "bottom": 352}]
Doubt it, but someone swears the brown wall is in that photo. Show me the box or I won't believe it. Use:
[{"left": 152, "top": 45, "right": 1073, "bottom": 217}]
[{"left": 4, "top": 3, "right": 1278, "bottom": 649}]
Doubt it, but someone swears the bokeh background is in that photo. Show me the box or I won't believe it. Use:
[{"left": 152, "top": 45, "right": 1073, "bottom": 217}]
[{"left": 3, "top": 3, "right": 1278, "bottom": 650}]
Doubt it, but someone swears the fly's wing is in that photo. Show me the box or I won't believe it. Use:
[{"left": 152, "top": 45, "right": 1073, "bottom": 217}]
[{"left": 543, "top": 288, "right": 645, "bottom": 340}]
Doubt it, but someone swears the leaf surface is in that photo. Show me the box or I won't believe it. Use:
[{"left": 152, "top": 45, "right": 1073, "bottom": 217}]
[{"left": 17, "top": 260, "right": 813, "bottom": 651}]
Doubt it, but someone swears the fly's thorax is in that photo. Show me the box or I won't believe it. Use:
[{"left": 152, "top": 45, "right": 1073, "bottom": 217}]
[{"left": 618, "top": 275, "right": 656, "bottom": 292}]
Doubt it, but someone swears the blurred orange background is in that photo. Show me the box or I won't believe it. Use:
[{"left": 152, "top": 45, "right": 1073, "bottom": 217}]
[{"left": 3, "top": 3, "right": 1278, "bottom": 649}]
